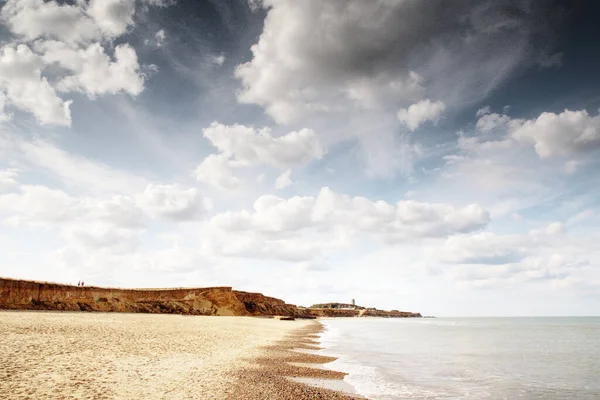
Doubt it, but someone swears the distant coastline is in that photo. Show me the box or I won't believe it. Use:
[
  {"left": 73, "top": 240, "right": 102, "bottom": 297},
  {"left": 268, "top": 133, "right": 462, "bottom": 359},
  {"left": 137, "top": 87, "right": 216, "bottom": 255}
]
[{"left": 0, "top": 277, "right": 421, "bottom": 318}]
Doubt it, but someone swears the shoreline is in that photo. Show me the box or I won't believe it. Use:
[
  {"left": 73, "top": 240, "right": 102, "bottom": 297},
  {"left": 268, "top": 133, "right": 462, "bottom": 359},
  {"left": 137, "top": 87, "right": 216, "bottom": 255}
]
[
  {"left": 225, "top": 320, "right": 364, "bottom": 399},
  {"left": 0, "top": 312, "right": 318, "bottom": 399},
  {"left": 0, "top": 310, "right": 364, "bottom": 399}
]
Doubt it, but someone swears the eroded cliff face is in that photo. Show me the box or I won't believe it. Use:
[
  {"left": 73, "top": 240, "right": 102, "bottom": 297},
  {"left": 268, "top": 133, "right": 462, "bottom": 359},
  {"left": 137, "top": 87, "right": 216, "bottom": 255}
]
[
  {"left": 233, "top": 291, "right": 315, "bottom": 318},
  {"left": 0, "top": 278, "right": 248, "bottom": 316},
  {"left": 0, "top": 278, "right": 421, "bottom": 318}
]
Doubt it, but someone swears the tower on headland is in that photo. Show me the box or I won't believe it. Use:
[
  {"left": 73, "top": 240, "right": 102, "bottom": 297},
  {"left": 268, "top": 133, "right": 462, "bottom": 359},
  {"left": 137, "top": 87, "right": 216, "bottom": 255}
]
[{"left": 351, "top": 298, "right": 355, "bottom": 306}]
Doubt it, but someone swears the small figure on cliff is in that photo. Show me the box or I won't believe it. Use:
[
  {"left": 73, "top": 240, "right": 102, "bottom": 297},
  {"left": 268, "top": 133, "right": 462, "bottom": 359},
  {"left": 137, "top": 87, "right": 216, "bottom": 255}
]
[
  {"left": 77, "top": 281, "right": 80, "bottom": 286},
  {"left": 81, "top": 281, "right": 84, "bottom": 287}
]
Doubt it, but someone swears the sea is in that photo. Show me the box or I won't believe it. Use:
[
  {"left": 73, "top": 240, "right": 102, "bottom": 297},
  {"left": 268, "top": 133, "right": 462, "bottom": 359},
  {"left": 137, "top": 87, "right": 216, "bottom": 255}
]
[{"left": 318, "top": 317, "right": 600, "bottom": 399}]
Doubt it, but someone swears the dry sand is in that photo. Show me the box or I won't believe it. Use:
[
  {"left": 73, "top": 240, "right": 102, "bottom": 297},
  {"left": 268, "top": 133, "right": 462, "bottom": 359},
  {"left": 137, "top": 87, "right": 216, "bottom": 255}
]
[{"left": 0, "top": 311, "right": 316, "bottom": 399}]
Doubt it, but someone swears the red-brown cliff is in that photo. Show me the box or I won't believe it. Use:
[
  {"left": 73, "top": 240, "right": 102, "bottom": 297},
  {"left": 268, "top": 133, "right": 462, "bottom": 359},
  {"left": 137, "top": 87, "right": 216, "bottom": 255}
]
[
  {"left": 0, "top": 278, "right": 247, "bottom": 316},
  {"left": 0, "top": 278, "right": 421, "bottom": 318}
]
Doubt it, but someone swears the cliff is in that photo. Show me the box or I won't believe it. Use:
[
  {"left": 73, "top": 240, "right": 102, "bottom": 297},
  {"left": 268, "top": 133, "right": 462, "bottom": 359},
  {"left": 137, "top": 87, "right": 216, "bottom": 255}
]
[
  {"left": 232, "top": 291, "right": 314, "bottom": 318},
  {"left": 0, "top": 278, "right": 249, "bottom": 316},
  {"left": 0, "top": 278, "right": 421, "bottom": 318}
]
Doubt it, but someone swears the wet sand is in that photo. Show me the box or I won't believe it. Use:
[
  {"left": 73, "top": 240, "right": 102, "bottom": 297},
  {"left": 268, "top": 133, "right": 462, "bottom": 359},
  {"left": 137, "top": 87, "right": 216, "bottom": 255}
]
[
  {"left": 224, "top": 323, "right": 364, "bottom": 399},
  {"left": 0, "top": 311, "right": 360, "bottom": 399}
]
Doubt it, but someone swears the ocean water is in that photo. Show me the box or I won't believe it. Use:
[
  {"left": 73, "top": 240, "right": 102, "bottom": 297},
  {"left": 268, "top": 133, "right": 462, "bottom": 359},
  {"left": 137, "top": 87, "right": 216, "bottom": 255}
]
[{"left": 318, "top": 317, "right": 600, "bottom": 399}]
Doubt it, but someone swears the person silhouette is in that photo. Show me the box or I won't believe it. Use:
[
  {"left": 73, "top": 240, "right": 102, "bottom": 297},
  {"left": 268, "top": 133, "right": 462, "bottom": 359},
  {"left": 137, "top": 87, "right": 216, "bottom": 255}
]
[{"left": 77, "top": 281, "right": 80, "bottom": 286}]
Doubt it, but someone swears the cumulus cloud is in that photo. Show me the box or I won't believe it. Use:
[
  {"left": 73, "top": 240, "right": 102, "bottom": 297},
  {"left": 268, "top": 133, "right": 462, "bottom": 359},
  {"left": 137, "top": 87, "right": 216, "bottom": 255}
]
[
  {"left": 37, "top": 41, "right": 144, "bottom": 97},
  {"left": 198, "top": 188, "right": 489, "bottom": 264},
  {"left": 202, "top": 122, "right": 325, "bottom": 168},
  {"left": 81, "top": 195, "right": 145, "bottom": 229},
  {"left": 1, "top": 0, "right": 136, "bottom": 44},
  {"left": 397, "top": 99, "right": 445, "bottom": 131},
  {"left": 235, "top": 0, "right": 557, "bottom": 123},
  {"left": 0, "top": 184, "right": 76, "bottom": 227},
  {"left": 462, "top": 108, "right": 600, "bottom": 160},
  {"left": 511, "top": 109, "right": 600, "bottom": 158},
  {"left": 209, "top": 187, "right": 490, "bottom": 241},
  {"left": 0, "top": 179, "right": 208, "bottom": 229},
  {"left": 137, "top": 184, "right": 209, "bottom": 221},
  {"left": 0, "top": 0, "right": 164, "bottom": 126},
  {"left": 0, "top": 174, "right": 210, "bottom": 269},
  {"left": 193, "top": 154, "right": 241, "bottom": 191},
  {"left": 274, "top": 169, "right": 293, "bottom": 190},
  {"left": 0, "top": 44, "right": 72, "bottom": 126},
  {"left": 194, "top": 122, "right": 325, "bottom": 190},
  {"left": 86, "top": 0, "right": 136, "bottom": 39},
  {"left": 475, "top": 112, "right": 512, "bottom": 133}
]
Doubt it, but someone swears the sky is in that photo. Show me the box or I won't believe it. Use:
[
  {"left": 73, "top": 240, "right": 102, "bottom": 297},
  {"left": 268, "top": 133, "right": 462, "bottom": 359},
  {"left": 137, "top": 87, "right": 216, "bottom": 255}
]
[{"left": 1, "top": 0, "right": 600, "bottom": 316}]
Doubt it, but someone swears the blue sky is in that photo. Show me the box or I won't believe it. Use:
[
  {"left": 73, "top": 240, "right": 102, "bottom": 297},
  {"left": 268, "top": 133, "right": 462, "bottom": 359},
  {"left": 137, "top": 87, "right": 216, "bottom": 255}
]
[{"left": 1, "top": 0, "right": 599, "bottom": 316}]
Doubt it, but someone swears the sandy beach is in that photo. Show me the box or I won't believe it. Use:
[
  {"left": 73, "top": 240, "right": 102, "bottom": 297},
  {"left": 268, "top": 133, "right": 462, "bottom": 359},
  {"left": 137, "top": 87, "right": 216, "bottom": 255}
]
[{"left": 0, "top": 311, "right": 354, "bottom": 399}]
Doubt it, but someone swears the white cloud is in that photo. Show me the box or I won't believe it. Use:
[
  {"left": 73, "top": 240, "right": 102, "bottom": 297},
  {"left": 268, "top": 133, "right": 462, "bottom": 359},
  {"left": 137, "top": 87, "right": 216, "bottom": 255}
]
[
  {"left": 274, "top": 169, "right": 292, "bottom": 190},
  {"left": 195, "top": 122, "right": 325, "bottom": 190},
  {"left": 155, "top": 29, "right": 166, "bottom": 46},
  {"left": 0, "top": 181, "right": 140, "bottom": 229},
  {"left": 37, "top": 41, "right": 144, "bottom": 97},
  {"left": 137, "top": 184, "right": 209, "bottom": 221},
  {"left": 462, "top": 108, "right": 600, "bottom": 160},
  {"left": 529, "top": 221, "right": 565, "bottom": 238},
  {"left": 202, "top": 122, "right": 326, "bottom": 168},
  {"left": 62, "top": 222, "right": 138, "bottom": 254},
  {"left": 397, "top": 99, "right": 445, "bottom": 131},
  {"left": 0, "top": 177, "right": 209, "bottom": 266},
  {"left": 234, "top": 0, "right": 425, "bottom": 123},
  {"left": 511, "top": 109, "right": 600, "bottom": 158},
  {"left": 1, "top": 0, "right": 136, "bottom": 44},
  {"left": 81, "top": 195, "right": 144, "bottom": 229},
  {"left": 1, "top": 0, "right": 101, "bottom": 44},
  {"left": 198, "top": 188, "right": 489, "bottom": 265},
  {"left": 209, "top": 187, "right": 489, "bottom": 242},
  {"left": 211, "top": 53, "right": 226, "bottom": 66},
  {"left": 0, "top": 44, "right": 72, "bottom": 126},
  {"left": 193, "top": 154, "right": 240, "bottom": 191},
  {"left": 86, "top": 0, "right": 136, "bottom": 39},
  {"left": 476, "top": 106, "right": 491, "bottom": 117},
  {"left": 235, "top": 0, "right": 552, "bottom": 123},
  {"left": 0, "top": 184, "right": 76, "bottom": 227},
  {"left": 442, "top": 232, "right": 529, "bottom": 265},
  {"left": 431, "top": 223, "right": 598, "bottom": 291},
  {"left": 0, "top": 169, "right": 18, "bottom": 191},
  {"left": 0, "top": 0, "right": 166, "bottom": 126},
  {"left": 475, "top": 112, "right": 512, "bottom": 133}
]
